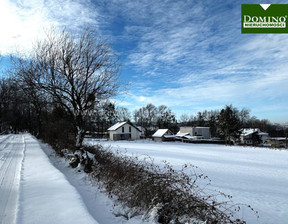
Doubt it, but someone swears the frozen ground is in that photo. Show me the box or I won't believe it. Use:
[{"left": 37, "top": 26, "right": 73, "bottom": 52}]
[{"left": 86, "top": 139, "right": 288, "bottom": 224}]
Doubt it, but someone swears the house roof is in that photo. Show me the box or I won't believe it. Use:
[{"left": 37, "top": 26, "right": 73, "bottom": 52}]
[
  {"left": 180, "top": 126, "right": 210, "bottom": 129},
  {"left": 152, "top": 129, "right": 171, "bottom": 137},
  {"left": 176, "top": 132, "right": 190, "bottom": 137},
  {"left": 241, "top": 128, "right": 269, "bottom": 137},
  {"left": 241, "top": 128, "right": 259, "bottom": 136},
  {"left": 258, "top": 132, "right": 269, "bottom": 136},
  {"left": 107, "top": 122, "right": 127, "bottom": 131},
  {"left": 184, "top": 135, "right": 197, "bottom": 140},
  {"left": 270, "top": 137, "right": 286, "bottom": 141},
  {"left": 163, "top": 135, "right": 175, "bottom": 139},
  {"left": 194, "top": 126, "right": 210, "bottom": 129},
  {"left": 107, "top": 121, "right": 141, "bottom": 132}
]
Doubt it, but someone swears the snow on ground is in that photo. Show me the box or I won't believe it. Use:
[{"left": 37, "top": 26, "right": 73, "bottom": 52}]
[
  {"left": 3, "top": 133, "right": 286, "bottom": 224},
  {"left": 0, "top": 133, "right": 154, "bottom": 224},
  {"left": 17, "top": 134, "right": 97, "bottom": 224},
  {"left": 85, "top": 139, "right": 288, "bottom": 224},
  {"left": 0, "top": 135, "right": 24, "bottom": 224},
  {"left": 40, "top": 141, "right": 152, "bottom": 224}
]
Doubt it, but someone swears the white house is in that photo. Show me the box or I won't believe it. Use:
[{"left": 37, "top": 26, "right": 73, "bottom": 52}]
[
  {"left": 108, "top": 121, "right": 141, "bottom": 141},
  {"left": 240, "top": 128, "right": 269, "bottom": 145},
  {"left": 179, "top": 127, "right": 211, "bottom": 139},
  {"left": 152, "top": 129, "right": 175, "bottom": 142}
]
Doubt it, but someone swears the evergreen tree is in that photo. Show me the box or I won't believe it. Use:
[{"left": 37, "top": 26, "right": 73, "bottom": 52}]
[{"left": 217, "top": 105, "right": 241, "bottom": 145}]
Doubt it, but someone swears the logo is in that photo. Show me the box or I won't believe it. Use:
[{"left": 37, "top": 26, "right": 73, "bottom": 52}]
[{"left": 242, "top": 4, "right": 288, "bottom": 33}]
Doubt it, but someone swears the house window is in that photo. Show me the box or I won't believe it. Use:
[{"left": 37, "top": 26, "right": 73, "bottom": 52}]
[
  {"left": 129, "top": 126, "right": 131, "bottom": 132},
  {"left": 122, "top": 127, "right": 124, "bottom": 133}
]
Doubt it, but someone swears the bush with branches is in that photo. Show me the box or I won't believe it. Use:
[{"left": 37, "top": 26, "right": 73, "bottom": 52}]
[{"left": 74, "top": 144, "right": 258, "bottom": 224}]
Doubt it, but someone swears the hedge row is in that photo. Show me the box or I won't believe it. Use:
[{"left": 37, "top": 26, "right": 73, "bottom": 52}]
[{"left": 76, "top": 144, "right": 252, "bottom": 224}]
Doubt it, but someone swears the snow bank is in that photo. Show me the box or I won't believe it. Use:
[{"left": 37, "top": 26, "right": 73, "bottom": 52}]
[
  {"left": 40, "top": 142, "right": 157, "bottom": 224},
  {"left": 17, "top": 134, "right": 98, "bottom": 224}
]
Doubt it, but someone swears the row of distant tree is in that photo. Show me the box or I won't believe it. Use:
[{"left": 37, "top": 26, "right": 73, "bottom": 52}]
[
  {"left": 114, "top": 103, "right": 287, "bottom": 141},
  {"left": 86, "top": 101, "right": 287, "bottom": 143}
]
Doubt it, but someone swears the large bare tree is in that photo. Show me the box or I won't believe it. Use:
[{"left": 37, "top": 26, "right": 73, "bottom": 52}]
[{"left": 18, "top": 28, "right": 119, "bottom": 151}]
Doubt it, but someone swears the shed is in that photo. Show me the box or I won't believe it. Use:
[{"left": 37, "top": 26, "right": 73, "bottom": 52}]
[
  {"left": 152, "top": 129, "right": 175, "bottom": 142},
  {"left": 175, "top": 132, "right": 197, "bottom": 142},
  {"left": 179, "top": 127, "right": 211, "bottom": 139}
]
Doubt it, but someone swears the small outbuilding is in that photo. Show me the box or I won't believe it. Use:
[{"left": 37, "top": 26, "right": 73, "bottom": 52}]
[
  {"left": 268, "top": 137, "right": 287, "bottom": 148},
  {"left": 179, "top": 127, "right": 211, "bottom": 139},
  {"left": 108, "top": 121, "right": 141, "bottom": 141},
  {"left": 175, "top": 132, "right": 197, "bottom": 142},
  {"left": 152, "top": 129, "right": 175, "bottom": 142}
]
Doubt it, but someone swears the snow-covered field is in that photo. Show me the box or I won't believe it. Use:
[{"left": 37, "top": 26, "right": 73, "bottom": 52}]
[{"left": 86, "top": 139, "right": 288, "bottom": 224}]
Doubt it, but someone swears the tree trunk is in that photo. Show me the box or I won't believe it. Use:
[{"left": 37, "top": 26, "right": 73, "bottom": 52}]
[
  {"left": 76, "top": 127, "right": 86, "bottom": 151},
  {"left": 70, "top": 127, "right": 86, "bottom": 169}
]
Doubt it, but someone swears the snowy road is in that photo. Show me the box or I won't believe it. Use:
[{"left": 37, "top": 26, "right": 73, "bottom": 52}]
[
  {"left": 0, "top": 135, "right": 24, "bottom": 224},
  {"left": 0, "top": 134, "right": 98, "bottom": 224}
]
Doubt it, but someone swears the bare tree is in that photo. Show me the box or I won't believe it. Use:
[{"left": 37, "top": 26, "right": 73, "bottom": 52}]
[
  {"left": 179, "top": 113, "right": 190, "bottom": 126},
  {"left": 11, "top": 56, "right": 49, "bottom": 137},
  {"left": 20, "top": 28, "right": 119, "bottom": 151},
  {"left": 116, "top": 106, "right": 131, "bottom": 121}
]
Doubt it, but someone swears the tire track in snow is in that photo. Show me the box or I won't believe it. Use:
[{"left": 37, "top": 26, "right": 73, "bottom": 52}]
[{"left": 0, "top": 135, "right": 25, "bottom": 224}]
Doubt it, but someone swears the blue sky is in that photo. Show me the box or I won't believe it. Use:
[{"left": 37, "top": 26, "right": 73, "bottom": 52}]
[{"left": 1, "top": 0, "right": 288, "bottom": 123}]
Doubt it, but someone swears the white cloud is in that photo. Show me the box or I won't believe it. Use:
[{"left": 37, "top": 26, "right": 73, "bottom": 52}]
[
  {"left": 101, "top": 0, "right": 288, "bottom": 122},
  {"left": 0, "top": 0, "right": 98, "bottom": 55},
  {"left": 124, "top": 63, "right": 288, "bottom": 120}
]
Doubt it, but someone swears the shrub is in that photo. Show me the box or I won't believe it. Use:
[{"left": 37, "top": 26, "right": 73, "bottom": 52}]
[{"left": 82, "top": 144, "right": 256, "bottom": 224}]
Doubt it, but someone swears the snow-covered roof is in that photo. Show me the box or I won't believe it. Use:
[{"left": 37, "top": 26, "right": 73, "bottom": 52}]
[
  {"left": 258, "top": 132, "right": 269, "bottom": 136},
  {"left": 152, "top": 129, "right": 170, "bottom": 137},
  {"left": 163, "top": 135, "right": 175, "bottom": 139},
  {"left": 270, "top": 137, "right": 286, "bottom": 141},
  {"left": 176, "top": 132, "right": 190, "bottom": 137},
  {"left": 241, "top": 128, "right": 259, "bottom": 136},
  {"left": 184, "top": 135, "right": 197, "bottom": 140},
  {"left": 107, "top": 122, "right": 127, "bottom": 131},
  {"left": 108, "top": 121, "right": 141, "bottom": 132}
]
